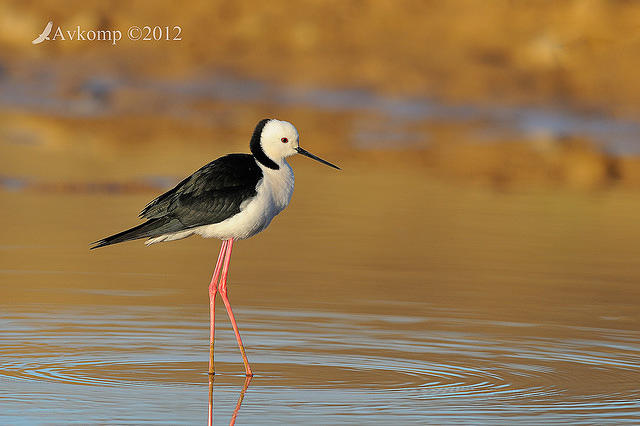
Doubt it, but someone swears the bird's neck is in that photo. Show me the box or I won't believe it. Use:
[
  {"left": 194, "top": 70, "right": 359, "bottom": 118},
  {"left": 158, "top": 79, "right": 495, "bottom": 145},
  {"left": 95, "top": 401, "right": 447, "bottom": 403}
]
[
  {"left": 259, "top": 159, "right": 294, "bottom": 210},
  {"left": 258, "top": 157, "right": 291, "bottom": 175}
]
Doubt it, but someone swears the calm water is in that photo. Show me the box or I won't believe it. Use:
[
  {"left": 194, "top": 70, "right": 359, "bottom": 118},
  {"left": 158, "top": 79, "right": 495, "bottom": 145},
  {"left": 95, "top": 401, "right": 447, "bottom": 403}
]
[
  {"left": 1, "top": 168, "right": 640, "bottom": 424},
  {"left": 2, "top": 64, "right": 640, "bottom": 423}
]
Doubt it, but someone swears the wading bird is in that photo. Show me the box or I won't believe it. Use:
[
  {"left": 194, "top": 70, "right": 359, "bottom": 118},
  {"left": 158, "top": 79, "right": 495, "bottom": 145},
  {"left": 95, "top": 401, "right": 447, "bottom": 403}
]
[{"left": 91, "top": 119, "right": 339, "bottom": 376}]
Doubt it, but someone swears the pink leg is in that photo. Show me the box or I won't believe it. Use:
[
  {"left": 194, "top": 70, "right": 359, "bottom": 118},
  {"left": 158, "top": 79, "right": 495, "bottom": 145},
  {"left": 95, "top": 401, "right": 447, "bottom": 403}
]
[
  {"left": 218, "top": 238, "right": 254, "bottom": 376},
  {"left": 209, "top": 240, "right": 228, "bottom": 375}
]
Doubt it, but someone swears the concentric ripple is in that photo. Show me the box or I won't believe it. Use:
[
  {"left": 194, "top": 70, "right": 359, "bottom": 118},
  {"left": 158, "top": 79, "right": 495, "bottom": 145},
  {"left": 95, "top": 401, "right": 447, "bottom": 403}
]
[{"left": 1, "top": 304, "right": 639, "bottom": 424}]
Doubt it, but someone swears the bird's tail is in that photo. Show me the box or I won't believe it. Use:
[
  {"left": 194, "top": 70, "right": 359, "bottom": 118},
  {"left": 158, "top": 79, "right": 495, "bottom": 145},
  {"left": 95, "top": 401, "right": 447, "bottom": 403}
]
[{"left": 90, "top": 218, "right": 172, "bottom": 249}]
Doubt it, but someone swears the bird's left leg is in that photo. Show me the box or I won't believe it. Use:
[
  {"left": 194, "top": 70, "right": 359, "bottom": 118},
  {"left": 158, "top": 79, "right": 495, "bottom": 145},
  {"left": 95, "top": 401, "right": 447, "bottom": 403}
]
[{"left": 218, "top": 238, "right": 254, "bottom": 376}]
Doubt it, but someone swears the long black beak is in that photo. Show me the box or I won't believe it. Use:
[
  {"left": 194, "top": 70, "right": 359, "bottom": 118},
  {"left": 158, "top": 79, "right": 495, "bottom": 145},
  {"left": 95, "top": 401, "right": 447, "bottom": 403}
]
[{"left": 295, "top": 147, "right": 341, "bottom": 170}]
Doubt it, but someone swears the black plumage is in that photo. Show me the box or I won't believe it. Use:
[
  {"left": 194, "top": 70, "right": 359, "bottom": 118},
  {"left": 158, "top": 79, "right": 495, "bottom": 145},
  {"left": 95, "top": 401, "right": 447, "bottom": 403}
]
[
  {"left": 91, "top": 153, "right": 263, "bottom": 249},
  {"left": 250, "top": 118, "right": 279, "bottom": 170}
]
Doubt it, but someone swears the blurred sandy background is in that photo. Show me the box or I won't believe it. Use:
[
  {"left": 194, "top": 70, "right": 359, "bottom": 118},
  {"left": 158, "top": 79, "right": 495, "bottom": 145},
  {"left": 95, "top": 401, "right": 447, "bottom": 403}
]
[{"left": 1, "top": 0, "right": 640, "bottom": 189}]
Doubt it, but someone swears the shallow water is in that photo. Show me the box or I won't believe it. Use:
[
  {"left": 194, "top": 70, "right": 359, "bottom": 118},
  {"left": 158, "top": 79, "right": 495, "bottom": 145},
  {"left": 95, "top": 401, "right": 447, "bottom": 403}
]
[
  {"left": 1, "top": 168, "right": 640, "bottom": 424},
  {"left": 2, "top": 304, "right": 638, "bottom": 424}
]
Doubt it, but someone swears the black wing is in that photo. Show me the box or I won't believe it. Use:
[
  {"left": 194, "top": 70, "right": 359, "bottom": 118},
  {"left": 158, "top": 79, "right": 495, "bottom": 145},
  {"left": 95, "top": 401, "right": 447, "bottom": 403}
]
[
  {"left": 91, "top": 154, "right": 262, "bottom": 249},
  {"left": 140, "top": 153, "right": 262, "bottom": 225}
]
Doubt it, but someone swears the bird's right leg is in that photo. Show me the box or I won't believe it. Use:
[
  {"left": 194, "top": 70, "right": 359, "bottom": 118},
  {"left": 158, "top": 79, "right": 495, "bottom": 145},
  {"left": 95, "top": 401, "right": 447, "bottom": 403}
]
[
  {"left": 209, "top": 239, "right": 228, "bottom": 375},
  {"left": 218, "top": 238, "right": 254, "bottom": 376}
]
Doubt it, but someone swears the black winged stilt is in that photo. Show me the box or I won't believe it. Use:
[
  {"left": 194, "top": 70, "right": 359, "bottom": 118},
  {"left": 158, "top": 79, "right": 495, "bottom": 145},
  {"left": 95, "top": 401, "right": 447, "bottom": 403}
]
[{"left": 91, "top": 118, "right": 340, "bottom": 376}]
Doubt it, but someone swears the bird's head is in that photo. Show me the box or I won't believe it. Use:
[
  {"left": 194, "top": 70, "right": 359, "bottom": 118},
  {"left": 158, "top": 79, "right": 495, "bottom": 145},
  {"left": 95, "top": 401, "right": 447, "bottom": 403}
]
[{"left": 250, "top": 119, "right": 340, "bottom": 170}]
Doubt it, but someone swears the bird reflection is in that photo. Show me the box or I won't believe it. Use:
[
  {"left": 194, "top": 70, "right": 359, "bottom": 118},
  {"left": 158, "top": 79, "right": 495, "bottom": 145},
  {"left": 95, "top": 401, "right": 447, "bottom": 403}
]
[{"left": 208, "top": 375, "right": 253, "bottom": 426}]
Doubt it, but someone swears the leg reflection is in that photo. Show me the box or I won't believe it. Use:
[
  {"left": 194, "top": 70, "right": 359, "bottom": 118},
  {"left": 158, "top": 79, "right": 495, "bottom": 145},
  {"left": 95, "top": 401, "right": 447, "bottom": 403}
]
[
  {"left": 208, "top": 375, "right": 214, "bottom": 426},
  {"left": 230, "top": 376, "right": 252, "bottom": 426},
  {"left": 208, "top": 375, "right": 253, "bottom": 426}
]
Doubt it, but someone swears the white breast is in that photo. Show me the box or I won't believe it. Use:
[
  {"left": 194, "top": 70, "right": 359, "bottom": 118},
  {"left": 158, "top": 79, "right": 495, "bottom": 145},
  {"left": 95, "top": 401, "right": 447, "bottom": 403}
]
[{"left": 193, "top": 159, "right": 295, "bottom": 240}]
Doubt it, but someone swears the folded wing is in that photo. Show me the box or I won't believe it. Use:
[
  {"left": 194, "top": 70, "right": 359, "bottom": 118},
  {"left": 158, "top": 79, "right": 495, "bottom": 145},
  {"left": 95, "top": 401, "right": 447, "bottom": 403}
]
[{"left": 91, "top": 154, "right": 263, "bottom": 248}]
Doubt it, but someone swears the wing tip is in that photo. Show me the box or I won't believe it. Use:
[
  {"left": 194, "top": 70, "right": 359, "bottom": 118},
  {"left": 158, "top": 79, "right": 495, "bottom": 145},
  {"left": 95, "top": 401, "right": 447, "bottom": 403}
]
[{"left": 89, "top": 239, "right": 109, "bottom": 250}]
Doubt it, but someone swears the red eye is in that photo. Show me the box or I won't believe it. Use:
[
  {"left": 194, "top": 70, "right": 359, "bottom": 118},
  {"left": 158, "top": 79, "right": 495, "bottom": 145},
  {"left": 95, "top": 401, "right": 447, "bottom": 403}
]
[{"left": 281, "top": 137, "right": 288, "bottom": 143}]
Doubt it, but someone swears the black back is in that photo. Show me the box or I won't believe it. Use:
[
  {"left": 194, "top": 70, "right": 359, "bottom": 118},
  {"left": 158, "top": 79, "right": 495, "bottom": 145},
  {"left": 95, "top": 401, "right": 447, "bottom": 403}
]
[{"left": 140, "top": 153, "right": 263, "bottom": 226}]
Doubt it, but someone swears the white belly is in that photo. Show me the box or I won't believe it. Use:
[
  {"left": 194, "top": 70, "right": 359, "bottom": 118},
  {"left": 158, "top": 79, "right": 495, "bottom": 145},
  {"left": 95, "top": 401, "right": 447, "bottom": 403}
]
[{"left": 146, "top": 160, "right": 294, "bottom": 244}]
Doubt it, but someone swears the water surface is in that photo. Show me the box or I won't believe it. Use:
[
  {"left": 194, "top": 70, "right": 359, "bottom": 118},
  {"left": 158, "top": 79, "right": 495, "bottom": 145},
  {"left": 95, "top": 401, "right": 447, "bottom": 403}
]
[{"left": 1, "top": 169, "right": 639, "bottom": 424}]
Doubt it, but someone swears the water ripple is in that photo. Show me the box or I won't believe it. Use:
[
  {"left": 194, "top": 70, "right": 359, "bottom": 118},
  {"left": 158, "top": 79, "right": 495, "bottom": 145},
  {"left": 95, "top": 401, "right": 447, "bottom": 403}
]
[{"left": 0, "top": 305, "right": 639, "bottom": 424}]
